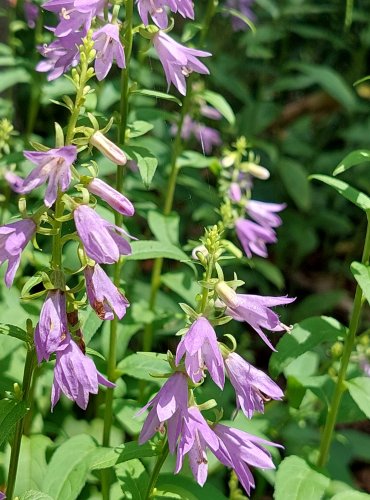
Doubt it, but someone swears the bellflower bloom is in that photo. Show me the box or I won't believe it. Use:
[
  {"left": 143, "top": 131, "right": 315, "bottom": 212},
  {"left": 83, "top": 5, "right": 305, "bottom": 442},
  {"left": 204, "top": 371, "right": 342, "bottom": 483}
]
[
  {"left": 52, "top": 334, "right": 114, "bottom": 410},
  {"left": 213, "top": 424, "right": 280, "bottom": 496},
  {"left": 176, "top": 317, "right": 225, "bottom": 389},
  {"left": 229, "top": 182, "right": 242, "bottom": 202},
  {"left": 34, "top": 290, "right": 69, "bottom": 363},
  {"left": 92, "top": 24, "right": 125, "bottom": 81},
  {"left": 175, "top": 406, "right": 219, "bottom": 486},
  {"left": 0, "top": 492, "right": 5, "bottom": 500},
  {"left": 137, "top": 372, "right": 188, "bottom": 452},
  {"left": 137, "top": 0, "right": 194, "bottom": 29},
  {"left": 174, "top": 116, "right": 221, "bottom": 154},
  {"left": 74, "top": 205, "right": 132, "bottom": 264},
  {"left": 225, "top": 352, "right": 284, "bottom": 418},
  {"left": 24, "top": 1, "right": 39, "bottom": 28},
  {"left": 87, "top": 178, "right": 134, "bottom": 216},
  {"left": 200, "top": 104, "right": 222, "bottom": 120},
  {"left": 0, "top": 219, "right": 36, "bottom": 287},
  {"left": 226, "top": 0, "right": 256, "bottom": 31},
  {"left": 235, "top": 218, "right": 277, "bottom": 258},
  {"left": 153, "top": 32, "right": 211, "bottom": 96},
  {"left": 246, "top": 200, "right": 286, "bottom": 229},
  {"left": 90, "top": 131, "right": 127, "bottom": 165},
  {"left": 84, "top": 264, "right": 129, "bottom": 320}
]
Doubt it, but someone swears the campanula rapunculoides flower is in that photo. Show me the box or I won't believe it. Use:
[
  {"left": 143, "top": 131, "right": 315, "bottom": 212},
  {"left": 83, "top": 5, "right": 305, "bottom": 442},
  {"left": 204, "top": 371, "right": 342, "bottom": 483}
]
[
  {"left": 34, "top": 290, "right": 69, "bottom": 363},
  {"left": 137, "top": 372, "right": 188, "bottom": 452},
  {"left": 213, "top": 424, "right": 281, "bottom": 496},
  {"left": 246, "top": 200, "right": 286, "bottom": 229},
  {"left": 92, "top": 24, "right": 125, "bottom": 81},
  {"left": 229, "top": 182, "right": 242, "bottom": 202},
  {"left": 178, "top": 116, "right": 221, "bottom": 154},
  {"left": 90, "top": 131, "right": 127, "bottom": 165},
  {"left": 153, "top": 31, "right": 211, "bottom": 96},
  {"left": 235, "top": 218, "right": 277, "bottom": 258},
  {"left": 15, "top": 146, "right": 77, "bottom": 207},
  {"left": 225, "top": 352, "right": 284, "bottom": 418},
  {"left": 52, "top": 334, "right": 114, "bottom": 410},
  {"left": 84, "top": 264, "right": 129, "bottom": 320},
  {"left": 175, "top": 406, "right": 219, "bottom": 486},
  {"left": 87, "top": 178, "right": 134, "bottom": 216},
  {"left": 24, "top": 0, "right": 39, "bottom": 28},
  {"left": 0, "top": 219, "right": 36, "bottom": 287},
  {"left": 137, "top": 0, "right": 194, "bottom": 29},
  {"left": 226, "top": 0, "right": 256, "bottom": 31},
  {"left": 176, "top": 316, "right": 225, "bottom": 389},
  {"left": 74, "top": 205, "right": 132, "bottom": 264}
]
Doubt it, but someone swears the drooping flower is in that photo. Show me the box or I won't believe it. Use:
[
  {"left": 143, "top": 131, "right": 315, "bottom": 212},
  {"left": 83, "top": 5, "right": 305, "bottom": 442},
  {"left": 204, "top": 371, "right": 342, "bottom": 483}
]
[
  {"left": 235, "top": 218, "right": 277, "bottom": 258},
  {"left": 213, "top": 424, "right": 281, "bottom": 496},
  {"left": 52, "top": 334, "right": 114, "bottom": 410},
  {"left": 34, "top": 290, "right": 69, "bottom": 363},
  {"left": 137, "top": 0, "right": 194, "bottom": 29},
  {"left": 153, "top": 32, "right": 211, "bottom": 96},
  {"left": 84, "top": 264, "right": 129, "bottom": 320},
  {"left": 200, "top": 104, "right": 222, "bottom": 120},
  {"left": 0, "top": 219, "right": 36, "bottom": 287},
  {"left": 225, "top": 0, "right": 256, "bottom": 31},
  {"left": 246, "top": 200, "right": 286, "bottom": 229},
  {"left": 24, "top": 0, "right": 39, "bottom": 28},
  {"left": 15, "top": 146, "right": 77, "bottom": 207},
  {"left": 92, "top": 23, "right": 125, "bottom": 81},
  {"left": 176, "top": 316, "right": 225, "bottom": 389},
  {"left": 225, "top": 352, "right": 284, "bottom": 418},
  {"left": 86, "top": 178, "right": 134, "bottom": 216},
  {"left": 90, "top": 131, "right": 127, "bottom": 165},
  {"left": 173, "top": 115, "right": 221, "bottom": 154},
  {"left": 74, "top": 205, "right": 132, "bottom": 264},
  {"left": 175, "top": 406, "right": 219, "bottom": 486},
  {"left": 137, "top": 372, "right": 188, "bottom": 452}
]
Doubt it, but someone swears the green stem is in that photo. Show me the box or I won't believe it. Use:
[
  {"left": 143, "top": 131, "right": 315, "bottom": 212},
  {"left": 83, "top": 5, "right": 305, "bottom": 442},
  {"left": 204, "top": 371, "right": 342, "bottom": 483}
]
[
  {"left": 317, "top": 215, "right": 370, "bottom": 468},
  {"left": 6, "top": 346, "right": 35, "bottom": 499},
  {"left": 145, "top": 441, "right": 169, "bottom": 499},
  {"left": 344, "top": 0, "right": 354, "bottom": 30}
]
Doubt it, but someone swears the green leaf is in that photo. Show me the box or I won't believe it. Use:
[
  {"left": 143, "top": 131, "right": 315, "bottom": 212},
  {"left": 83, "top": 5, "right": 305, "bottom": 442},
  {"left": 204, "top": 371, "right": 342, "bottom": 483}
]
[
  {"left": 350, "top": 262, "right": 370, "bottom": 305},
  {"left": 310, "top": 175, "right": 370, "bottom": 212},
  {"left": 269, "top": 316, "right": 347, "bottom": 377},
  {"left": 331, "top": 491, "right": 370, "bottom": 500},
  {"left": 81, "top": 308, "right": 103, "bottom": 344},
  {"left": 0, "top": 399, "right": 28, "bottom": 447},
  {"left": 127, "top": 241, "right": 194, "bottom": 270},
  {"left": 131, "top": 88, "right": 182, "bottom": 106},
  {"left": 274, "top": 456, "right": 330, "bottom": 500},
  {"left": 253, "top": 258, "right": 285, "bottom": 289},
  {"left": 19, "top": 491, "right": 54, "bottom": 500},
  {"left": 161, "top": 270, "right": 200, "bottom": 306},
  {"left": 347, "top": 377, "right": 370, "bottom": 419},
  {"left": 279, "top": 158, "right": 311, "bottom": 211},
  {"left": 154, "top": 474, "right": 228, "bottom": 499},
  {"left": 42, "top": 434, "right": 97, "bottom": 500},
  {"left": 0, "top": 67, "right": 30, "bottom": 93},
  {"left": 123, "top": 145, "right": 158, "bottom": 188},
  {"left": 116, "top": 441, "right": 160, "bottom": 464},
  {"left": 201, "top": 89, "right": 235, "bottom": 125},
  {"left": 128, "top": 120, "right": 154, "bottom": 138},
  {"left": 333, "top": 150, "right": 370, "bottom": 176},
  {"left": 148, "top": 211, "right": 179, "bottom": 245},
  {"left": 115, "top": 458, "right": 149, "bottom": 499},
  {"left": 0, "top": 323, "right": 27, "bottom": 342},
  {"left": 177, "top": 150, "right": 218, "bottom": 169},
  {"left": 117, "top": 352, "right": 169, "bottom": 383}
]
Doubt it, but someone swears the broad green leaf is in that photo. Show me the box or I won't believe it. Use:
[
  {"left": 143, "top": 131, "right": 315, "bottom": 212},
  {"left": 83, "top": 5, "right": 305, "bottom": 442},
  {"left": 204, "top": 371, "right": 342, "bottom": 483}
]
[
  {"left": 310, "top": 175, "right": 370, "bottom": 212},
  {"left": 279, "top": 158, "right": 311, "bottom": 211},
  {"left": 155, "top": 474, "right": 228, "bottom": 500},
  {"left": 89, "top": 442, "right": 159, "bottom": 470},
  {"left": 115, "top": 458, "right": 149, "bottom": 499},
  {"left": 350, "top": 262, "right": 370, "bottom": 305},
  {"left": 201, "top": 89, "right": 236, "bottom": 125},
  {"left": 269, "top": 316, "right": 347, "bottom": 377},
  {"left": 253, "top": 258, "right": 285, "bottom": 289},
  {"left": 81, "top": 308, "right": 103, "bottom": 344},
  {"left": 42, "top": 434, "right": 97, "bottom": 500},
  {"left": 117, "top": 352, "right": 169, "bottom": 383},
  {"left": 274, "top": 456, "right": 330, "bottom": 500},
  {"left": 0, "top": 323, "right": 27, "bottom": 342},
  {"left": 347, "top": 377, "right": 370, "bottom": 418},
  {"left": 0, "top": 399, "right": 28, "bottom": 447},
  {"left": 333, "top": 150, "right": 370, "bottom": 176},
  {"left": 19, "top": 492, "right": 54, "bottom": 500},
  {"left": 123, "top": 145, "right": 158, "bottom": 188},
  {"left": 131, "top": 88, "right": 182, "bottom": 106},
  {"left": 127, "top": 241, "right": 194, "bottom": 270},
  {"left": 128, "top": 120, "right": 154, "bottom": 138},
  {"left": 148, "top": 211, "right": 180, "bottom": 245},
  {"left": 331, "top": 491, "right": 370, "bottom": 500},
  {"left": 161, "top": 270, "right": 200, "bottom": 306},
  {"left": 0, "top": 67, "right": 30, "bottom": 93},
  {"left": 177, "top": 150, "right": 218, "bottom": 169}
]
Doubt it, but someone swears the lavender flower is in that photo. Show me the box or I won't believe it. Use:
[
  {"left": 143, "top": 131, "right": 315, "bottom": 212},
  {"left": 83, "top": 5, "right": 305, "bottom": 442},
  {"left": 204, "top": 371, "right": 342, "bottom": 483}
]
[
  {"left": 226, "top": 0, "right": 256, "bottom": 31},
  {"left": 235, "top": 218, "right": 277, "bottom": 258},
  {"left": 137, "top": 0, "right": 194, "bottom": 29},
  {"left": 200, "top": 104, "right": 222, "bottom": 120},
  {"left": 86, "top": 178, "right": 134, "bottom": 216},
  {"left": 213, "top": 424, "right": 280, "bottom": 495},
  {"left": 225, "top": 352, "right": 284, "bottom": 418},
  {"left": 175, "top": 115, "right": 221, "bottom": 154},
  {"left": 52, "top": 334, "right": 114, "bottom": 410},
  {"left": 74, "top": 205, "right": 132, "bottom": 264},
  {"left": 34, "top": 290, "right": 69, "bottom": 363},
  {"left": 92, "top": 24, "right": 125, "bottom": 81},
  {"left": 229, "top": 182, "right": 242, "bottom": 202},
  {"left": 153, "top": 32, "right": 211, "bottom": 96},
  {"left": 246, "top": 200, "right": 286, "bottom": 229},
  {"left": 176, "top": 317, "right": 225, "bottom": 389},
  {"left": 15, "top": 146, "right": 77, "bottom": 206},
  {"left": 24, "top": 1, "right": 39, "bottom": 28},
  {"left": 175, "top": 406, "right": 219, "bottom": 486},
  {"left": 84, "top": 264, "right": 129, "bottom": 320},
  {"left": 137, "top": 372, "right": 188, "bottom": 452},
  {"left": 359, "top": 356, "right": 370, "bottom": 377},
  {"left": 0, "top": 219, "right": 36, "bottom": 287}
]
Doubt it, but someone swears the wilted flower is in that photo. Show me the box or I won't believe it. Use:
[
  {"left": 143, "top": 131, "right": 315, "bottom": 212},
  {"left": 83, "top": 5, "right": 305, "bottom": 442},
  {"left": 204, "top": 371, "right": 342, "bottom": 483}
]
[
  {"left": 92, "top": 24, "right": 125, "bottom": 81},
  {"left": 84, "top": 264, "right": 129, "bottom": 320},
  {"left": 87, "top": 178, "right": 134, "bottom": 216},
  {"left": 235, "top": 218, "right": 277, "bottom": 258},
  {"left": 176, "top": 316, "right": 225, "bottom": 389},
  {"left": 90, "top": 131, "right": 127, "bottom": 165},
  {"left": 0, "top": 219, "right": 36, "bottom": 287},
  {"left": 246, "top": 200, "right": 286, "bottom": 229}
]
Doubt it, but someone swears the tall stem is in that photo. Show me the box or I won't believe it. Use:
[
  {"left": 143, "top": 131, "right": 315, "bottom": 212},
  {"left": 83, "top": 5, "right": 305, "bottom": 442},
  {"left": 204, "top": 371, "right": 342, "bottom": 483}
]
[
  {"left": 317, "top": 215, "right": 370, "bottom": 468},
  {"left": 145, "top": 441, "right": 169, "bottom": 499}
]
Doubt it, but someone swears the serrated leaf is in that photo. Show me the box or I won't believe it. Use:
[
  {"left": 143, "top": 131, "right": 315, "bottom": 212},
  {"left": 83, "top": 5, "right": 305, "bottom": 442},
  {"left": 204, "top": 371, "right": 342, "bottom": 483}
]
[
  {"left": 123, "top": 145, "right": 158, "bottom": 188},
  {"left": 117, "top": 352, "right": 169, "bottom": 383},
  {"left": 148, "top": 211, "right": 179, "bottom": 245},
  {"left": 201, "top": 89, "right": 235, "bottom": 125},
  {"left": 279, "top": 158, "right": 311, "bottom": 211},
  {"left": 19, "top": 491, "right": 54, "bottom": 500},
  {"left": 350, "top": 262, "right": 370, "bottom": 305},
  {"left": 0, "top": 399, "right": 28, "bottom": 447},
  {"left": 333, "top": 150, "right": 370, "bottom": 176},
  {"left": 347, "top": 377, "right": 370, "bottom": 419},
  {"left": 115, "top": 458, "right": 149, "bottom": 499},
  {"left": 126, "top": 241, "right": 194, "bottom": 271},
  {"left": 0, "top": 323, "right": 27, "bottom": 342},
  {"left": 310, "top": 175, "right": 370, "bottom": 212},
  {"left": 131, "top": 88, "right": 182, "bottom": 106}
]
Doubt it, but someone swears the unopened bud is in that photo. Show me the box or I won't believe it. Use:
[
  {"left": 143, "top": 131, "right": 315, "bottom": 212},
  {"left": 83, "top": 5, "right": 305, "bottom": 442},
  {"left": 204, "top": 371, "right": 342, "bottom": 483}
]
[
  {"left": 215, "top": 281, "right": 239, "bottom": 308},
  {"left": 244, "top": 162, "right": 270, "bottom": 180},
  {"left": 192, "top": 244, "right": 209, "bottom": 260},
  {"left": 90, "top": 131, "right": 127, "bottom": 165}
]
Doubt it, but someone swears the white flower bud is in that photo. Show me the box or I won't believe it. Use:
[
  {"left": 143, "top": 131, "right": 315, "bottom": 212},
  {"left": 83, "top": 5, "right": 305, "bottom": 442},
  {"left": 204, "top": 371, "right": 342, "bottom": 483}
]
[
  {"left": 90, "top": 131, "right": 127, "bottom": 165},
  {"left": 192, "top": 244, "right": 209, "bottom": 260},
  {"left": 215, "top": 281, "right": 239, "bottom": 308},
  {"left": 245, "top": 162, "right": 270, "bottom": 180}
]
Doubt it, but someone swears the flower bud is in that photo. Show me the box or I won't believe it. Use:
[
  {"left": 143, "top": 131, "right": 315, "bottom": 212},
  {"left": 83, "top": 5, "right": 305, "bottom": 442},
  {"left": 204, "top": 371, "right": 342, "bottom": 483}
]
[
  {"left": 215, "top": 281, "right": 239, "bottom": 308},
  {"left": 244, "top": 162, "right": 270, "bottom": 180},
  {"left": 191, "top": 244, "right": 209, "bottom": 261},
  {"left": 229, "top": 182, "right": 242, "bottom": 202},
  {"left": 90, "top": 131, "right": 127, "bottom": 165}
]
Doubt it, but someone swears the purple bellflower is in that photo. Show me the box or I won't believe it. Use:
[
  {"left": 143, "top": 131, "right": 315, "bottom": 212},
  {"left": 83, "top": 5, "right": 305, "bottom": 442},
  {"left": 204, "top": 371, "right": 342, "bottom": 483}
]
[
  {"left": 86, "top": 178, "right": 134, "bottom": 216},
  {"left": 235, "top": 218, "right": 277, "bottom": 258},
  {"left": 226, "top": 0, "right": 256, "bottom": 31},
  {"left": 92, "top": 24, "right": 125, "bottom": 81},
  {"left": 137, "top": 0, "right": 194, "bottom": 29},
  {"left": 137, "top": 372, "right": 188, "bottom": 452},
  {"left": 246, "top": 200, "right": 286, "bottom": 229},
  {"left": 225, "top": 352, "right": 284, "bottom": 418},
  {"left": 15, "top": 146, "right": 77, "bottom": 206},
  {"left": 176, "top": 317, "right": 225, "bottom": 389},
  {"left": 0, "top": 219, "right": 36, "bottom": 287},
  {"left": 52, "top": 333, "right": 114, "bottom": 410},
  {"left": 84, "top": 264, "right": 129, "bottom": 320},
  {"left": 229, "top": 182, "right": 242, "bottom": 202},
  {"left": 74, "top": 205, "right": 132, "bottom": 264},
  {"left": 24, "top": 1, "right": 39, "bottom": 28},
  {"left": 153, "top": 31, "right": 211, "bottom": 96}
]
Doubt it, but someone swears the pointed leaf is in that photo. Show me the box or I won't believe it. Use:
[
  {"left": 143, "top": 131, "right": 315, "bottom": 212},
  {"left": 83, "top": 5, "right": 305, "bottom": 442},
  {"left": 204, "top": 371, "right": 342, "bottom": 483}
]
[
  {"left": 347, "top": 377, "right": 370, "bottom": 418},
  {"left": 0, "top": 399, "right": 28, "bottom": 447},
  {"left": 0, "top": 323, "right": 27, "bottom": 342},
  {"left": 350, "top": 262, "right": 370, "bottom": 305},
  {"left": 201, "top": 89, "right": 235, "bottom": 125},
  {"left": 310, "top": 175, "right": 370, "bottom": 212},
  {"left": 333, "top": 150, "right": 370, "bottom": 176}
]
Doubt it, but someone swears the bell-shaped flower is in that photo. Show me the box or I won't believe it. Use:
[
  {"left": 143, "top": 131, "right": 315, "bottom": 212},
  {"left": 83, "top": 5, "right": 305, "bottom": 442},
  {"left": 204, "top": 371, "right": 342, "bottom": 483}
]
[
  {"left": 74, "top": 205, "right": 132, "bottom": 264},
  {"left": 246, "top": 200, "right": 286, "bottom": 229},
  {"left": 0, "top": 219, "right": 36, "bottom": 287},
  {"left": 86, "top": 177, "right": 134, "bottom": 216},
  {"left": 175, "top": 317, "right": 225, "bottom": 389},
  {"left": 225, "top": 352, "right": 284, "bottom": 418},
  {"left": 235, "top": 218, "right": 277, "bottom": 258},
  {"left": 137, "top": 0, "right": 194, "bottom": 29},
  {"left": 92, "top": 23, "right": 125, "bottom": 81},
  {"left": 84, "top": 264, "right": 129, "bottom": 320},
  {"left": 90, "top": 131, "right": 127, "bottom": 165}
]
